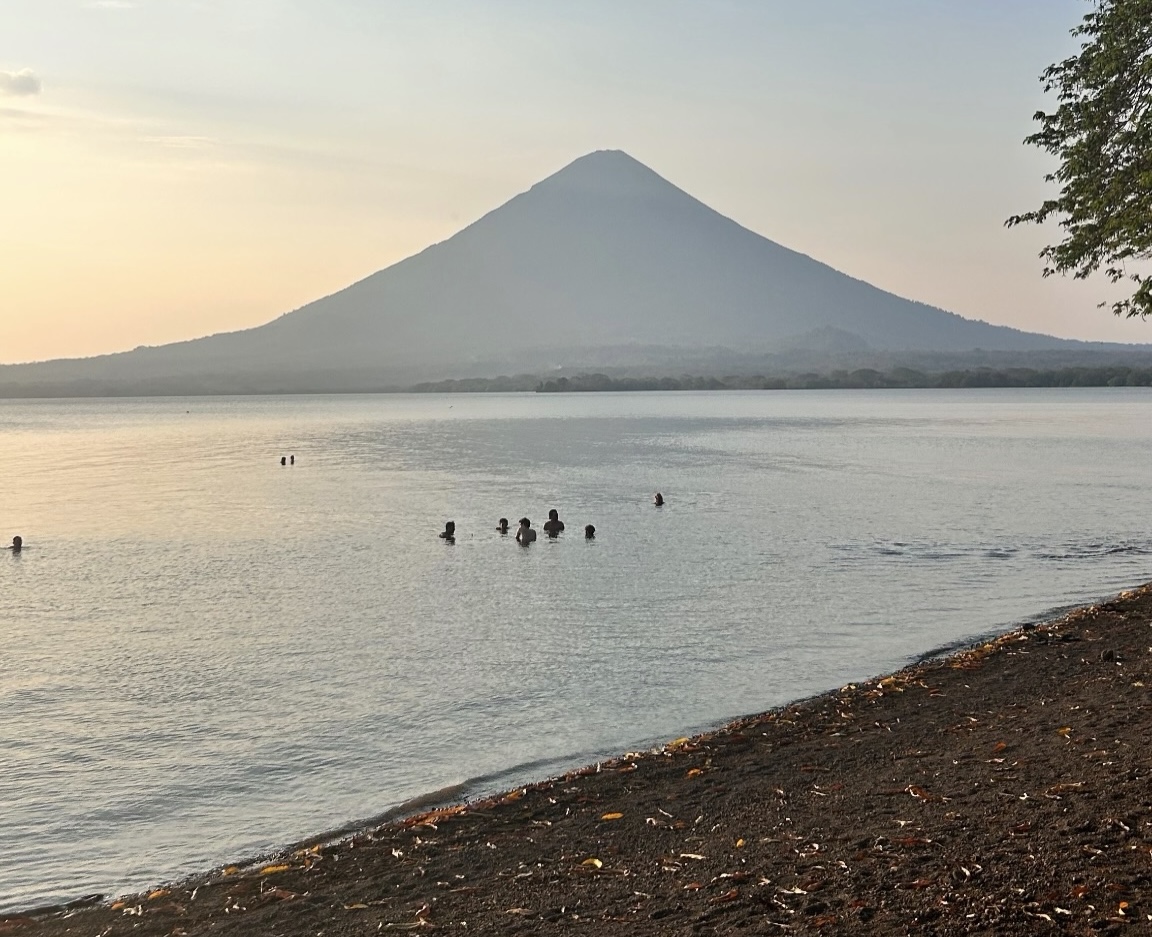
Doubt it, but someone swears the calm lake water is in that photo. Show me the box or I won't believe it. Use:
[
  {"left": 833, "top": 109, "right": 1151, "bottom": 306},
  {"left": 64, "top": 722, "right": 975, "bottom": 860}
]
[{"left": 2, "top": 389, "right": 1151, "bottom": 911}]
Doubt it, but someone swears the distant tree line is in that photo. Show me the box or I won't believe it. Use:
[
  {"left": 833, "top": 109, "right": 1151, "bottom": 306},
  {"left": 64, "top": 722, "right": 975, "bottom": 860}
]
[
  {"left": 410, "top": 374, "right": 540, "bottom": 393},
  {"left": 534, "top": 367, "right": 1152, "bottom": 393}
]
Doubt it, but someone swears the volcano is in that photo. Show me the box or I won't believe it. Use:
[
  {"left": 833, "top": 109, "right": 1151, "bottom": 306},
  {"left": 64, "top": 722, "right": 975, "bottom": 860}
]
[{"left": 0, "top": 150, "right": 1122, "bottom": 395}]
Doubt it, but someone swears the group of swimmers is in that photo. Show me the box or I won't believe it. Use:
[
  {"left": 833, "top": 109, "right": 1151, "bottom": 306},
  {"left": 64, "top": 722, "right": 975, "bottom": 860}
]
[
  {"left": 439, "top": 510, "right": 587, "bottom": 544},
  {"left": 8, "top": 492, "right": 665, "bottom": 556},
  {"left": 437, "top": 492, "right": 665, "bottom": 545},
  {"left": 279, "top": 455, "right": 296, "bottom": 466}
]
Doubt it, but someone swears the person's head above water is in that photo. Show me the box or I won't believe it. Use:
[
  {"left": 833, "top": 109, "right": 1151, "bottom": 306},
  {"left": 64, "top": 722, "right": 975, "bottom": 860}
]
[
  {"left": 11, "top": 535, "right": 22, "bottom": 551},
  {"left": 543, "top": 509, "right": 564, "bottom": 537},
  {"left": 584, "top": 524, "right": 595, "bottom": 539},
  {"left": 498, "top": 517, "right": 509, "bottom": 529},
  {"left": 440, "top": 521, "right": 456, "bottom": 539},
  {"left": 653, "top": 492, "right": 664, "bottom": 505},
  {"left": 516, "top": 517, "right": 537, "bottom": 544}
]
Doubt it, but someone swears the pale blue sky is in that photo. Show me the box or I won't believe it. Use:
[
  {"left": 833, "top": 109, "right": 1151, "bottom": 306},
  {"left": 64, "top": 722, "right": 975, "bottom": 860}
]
[{"left": 3, "top": 0, "right": 1143, "bottom": 363}]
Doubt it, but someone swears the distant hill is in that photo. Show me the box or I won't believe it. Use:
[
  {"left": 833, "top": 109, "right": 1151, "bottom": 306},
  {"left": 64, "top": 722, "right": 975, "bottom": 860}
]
[{"left": 2, "top": 149, "right": 1149, "bottom": 396}]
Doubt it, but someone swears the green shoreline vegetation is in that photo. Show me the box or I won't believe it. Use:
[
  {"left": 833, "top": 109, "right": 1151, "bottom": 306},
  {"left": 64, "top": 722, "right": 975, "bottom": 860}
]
[{"left": 407, "top": 365, "right": 1152, "bottom": 394}]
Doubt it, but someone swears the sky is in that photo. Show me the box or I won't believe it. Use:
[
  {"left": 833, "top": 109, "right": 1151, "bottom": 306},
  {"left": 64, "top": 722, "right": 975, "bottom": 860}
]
[{"left": 1, "top": 0, "right": 1148, "bottom": 364}]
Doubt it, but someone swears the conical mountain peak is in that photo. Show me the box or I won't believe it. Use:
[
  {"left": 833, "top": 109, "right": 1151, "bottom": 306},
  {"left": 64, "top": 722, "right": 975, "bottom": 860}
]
[
  {"left": 0, "top": 151, "right": 1084, "bottom": 395},
  {"left": 525, "top": 149, "right": 692, "bottom": 202}
]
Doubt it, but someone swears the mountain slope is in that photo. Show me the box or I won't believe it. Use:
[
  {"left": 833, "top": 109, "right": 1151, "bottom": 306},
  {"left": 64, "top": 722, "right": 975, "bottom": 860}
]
[
  {"left": 224, "top": 149, "right": 1075, "bottom": 360},
  {"left": 0, "top": 150, "right": 1132, "bottom": 394}
]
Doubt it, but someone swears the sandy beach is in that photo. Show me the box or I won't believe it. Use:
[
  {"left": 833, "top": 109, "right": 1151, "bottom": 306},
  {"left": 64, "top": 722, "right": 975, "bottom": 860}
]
[{"left": 8, "top": 583, "right": 1152, "bottom": 936}]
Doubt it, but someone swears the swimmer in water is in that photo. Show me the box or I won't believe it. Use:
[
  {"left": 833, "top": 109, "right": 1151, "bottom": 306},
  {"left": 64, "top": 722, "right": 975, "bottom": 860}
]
[
  {"left": 280, "top": 456, "right": 287, "bottom": 466},
  {"left": 516, "top": 517, "right": 537, "bottom": 545},
  {"left": 497, "top": 518, "right": 509, "bottom": 534},
  {"left": 653, "top": 492, "right": 664, "bottom": 506},
  {"left": 9, "top": 536, "right": 22, "bottom": 552},
  {"left": 290, "top": 454, "right": 295, "bottom": 465},
  {"left": 543, "top": 508, "right": 565, "bottom": 538},
  {"left": 584, "top": 524, "right": 595, "bottom": 539},
  {"left": 439, "top": 521, "right": 456, "bottom": 543}
]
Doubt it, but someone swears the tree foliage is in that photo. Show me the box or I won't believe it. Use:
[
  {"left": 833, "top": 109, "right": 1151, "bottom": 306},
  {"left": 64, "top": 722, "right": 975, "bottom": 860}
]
[
  {"left": 534, "top": 367, "right": 1152, "bottom": 392},
  {"left": 1007, "top": 0, "right": 1152, "bottom": 317}
]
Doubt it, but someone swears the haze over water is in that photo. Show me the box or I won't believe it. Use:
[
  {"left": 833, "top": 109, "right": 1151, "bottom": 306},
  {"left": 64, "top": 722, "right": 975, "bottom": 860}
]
[{"left": 2, "top": 389, "right": 1151, "bottom": 911}]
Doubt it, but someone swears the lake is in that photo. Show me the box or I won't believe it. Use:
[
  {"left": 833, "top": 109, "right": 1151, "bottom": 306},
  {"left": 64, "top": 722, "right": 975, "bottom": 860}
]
[{"left": 2, "top": 389, "right": 1151, "bottom": 911}]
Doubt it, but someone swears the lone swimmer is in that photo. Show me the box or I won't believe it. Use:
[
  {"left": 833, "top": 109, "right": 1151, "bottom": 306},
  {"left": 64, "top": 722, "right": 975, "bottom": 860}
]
[
  {"left": 653, "top": 492, "right": 664, "bottom": 506},
  {"left": 439, "top": 521, "right": 456, "bottom": 543},
  {"left": 584, "top": 524, "right": 595, "bottom": 539},
  {"left": 8, "top": 536, "right": 22, "bottom": 552},
  {"left": 516, "top": 517, "right": 537, "bottom": 545},
  {"left": 497, "top": 518, "right": 509, "bottom": 534},
  {"left": 543, "top": 508, "right": 565, "bottom": 538}
]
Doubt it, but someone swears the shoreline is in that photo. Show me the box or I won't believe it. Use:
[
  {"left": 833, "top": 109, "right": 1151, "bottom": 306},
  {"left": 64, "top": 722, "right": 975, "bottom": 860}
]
[{"left": 11, "top": 582, "right": 1152, "bottom": 935}]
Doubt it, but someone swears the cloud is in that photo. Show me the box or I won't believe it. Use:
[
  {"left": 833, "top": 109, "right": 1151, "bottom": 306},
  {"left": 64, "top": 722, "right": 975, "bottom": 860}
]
[{"left": 0, "top": 69, "right": 41, "bottom": 97}]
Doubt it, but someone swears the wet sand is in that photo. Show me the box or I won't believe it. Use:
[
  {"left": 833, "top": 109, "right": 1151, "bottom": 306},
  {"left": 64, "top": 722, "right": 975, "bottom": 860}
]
[{"left": 9, "top": 584, "right": 1152, "bottom": 936}]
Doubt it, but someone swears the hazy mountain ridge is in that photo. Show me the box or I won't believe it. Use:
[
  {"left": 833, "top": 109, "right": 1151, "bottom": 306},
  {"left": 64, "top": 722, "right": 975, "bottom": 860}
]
[{"left": 2, "top": 149, "right": 1148, "bottom": 396}]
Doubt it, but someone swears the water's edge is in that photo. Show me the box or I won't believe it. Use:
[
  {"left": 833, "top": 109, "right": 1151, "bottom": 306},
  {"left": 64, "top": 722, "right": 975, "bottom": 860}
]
[{"left": 11, "top": 584, "right": 1137, "bottom": 918}]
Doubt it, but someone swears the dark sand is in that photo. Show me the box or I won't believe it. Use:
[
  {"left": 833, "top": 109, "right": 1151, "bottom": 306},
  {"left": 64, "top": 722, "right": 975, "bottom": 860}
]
[{"left": 9, "top": 584, "right": 1152, "bottom": 936}]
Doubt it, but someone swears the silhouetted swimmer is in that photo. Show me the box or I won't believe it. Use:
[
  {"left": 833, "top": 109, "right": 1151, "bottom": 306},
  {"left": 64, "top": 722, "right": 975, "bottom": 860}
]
[
  {"left": 653, "top": 492, "right": 664, "bottom": 506},
  {"left": 290, "top": 454, "right": 295, "bottom": 465},
  {"left": 439, "top": 521, "right": 456, "bottom": 543},
  {"left": 584, "top": 524, "right": 595, "bottom": 540},
  {"left": 9, "top": 536, "right": 22, "bottom": 552},
  {"left": 543, "top": 508, "right": 565, "bottom": 538},
  {"left": 516, "top": 517, "right": 537, "bottom": 545},
  {"left": 497, "top": 517, "right": 509, "bottom": 534},
  {"left": 280, "top": 456, "right": 287, "bottom": 466}
]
